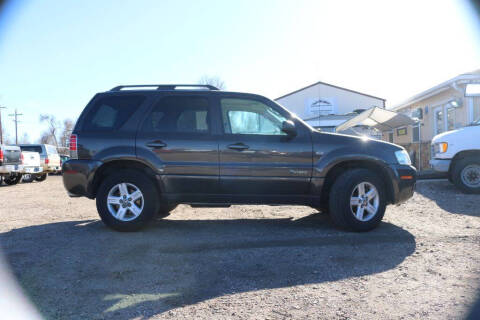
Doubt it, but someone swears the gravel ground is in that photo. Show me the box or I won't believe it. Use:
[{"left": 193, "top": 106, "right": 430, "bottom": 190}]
[{"left": 0, "top": 176, "right": 479, "bottom": 319}]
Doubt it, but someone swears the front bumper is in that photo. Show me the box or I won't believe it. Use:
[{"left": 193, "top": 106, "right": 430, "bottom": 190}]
[
  {"left": 62, "top": 159, "right": 103, "bottom": 198},
  {"left": 429, "top": 158, "right": 451, "bottom": 173},
  {"left": 386, "top": 164, "right": 416, "bottom": 205}
]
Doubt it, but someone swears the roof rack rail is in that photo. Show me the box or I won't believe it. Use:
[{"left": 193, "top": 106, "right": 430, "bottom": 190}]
[{"left": 110, "top": 84, "right": 219, "bottom": 91}]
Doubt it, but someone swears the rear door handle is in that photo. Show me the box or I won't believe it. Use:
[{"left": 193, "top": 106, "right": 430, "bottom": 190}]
[
  {"left": 227, "top": 143, "right": 249, "bottom": 151},
  {"left": 146, "top": 140, "right": 167, "bottom": 149}
]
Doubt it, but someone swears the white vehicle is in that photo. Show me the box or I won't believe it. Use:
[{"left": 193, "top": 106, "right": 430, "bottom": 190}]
[
  {"left": 18, "top": 144, "right": 61, "bottom": 181},
  {"left": 20, "top": 151, "right": 43, "bottom": 183},
  {"left": 430, "top": 119, "right": 480, "bottom": 193}
]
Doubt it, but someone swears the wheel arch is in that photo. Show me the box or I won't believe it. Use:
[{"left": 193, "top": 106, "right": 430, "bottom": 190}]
[
  {"left": 90, "top": 159, "right": 163, "bottom": 198},
  {"left": 448, "top": 150, "right": 480, "bottom": 178},
  {"left": 320, "top": 159, "right": 395, "bottom": 208}
]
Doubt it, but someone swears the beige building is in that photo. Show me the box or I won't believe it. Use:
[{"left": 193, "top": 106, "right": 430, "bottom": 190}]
[
  {"left": 385, "top": 70, "right": 480, "bottom": 170},
  {"left": 275, "top": 81, "right": 385, "bottom": 132}
]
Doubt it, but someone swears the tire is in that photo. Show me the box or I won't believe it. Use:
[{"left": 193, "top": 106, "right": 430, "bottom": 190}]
[
  {"left": 96, "top": 169, "right": 160, "bottom": 232},
  {"left": 22, "top": 174, "right": 34, "bottom": 183},
  {"left": 35, "top": 173, "right": 47, "bottom": 182},
  {"left": 328, "top": 168, "right": 387, "bottom": 232},
  {"left": 4, "top": 173, "right": 22, "bottom": 185},
  {"left": 452, "top": 156, "right": 480, "bottom": 194},
  {"left": 157, "top": 203, "right": 177, "bottom": 218}
]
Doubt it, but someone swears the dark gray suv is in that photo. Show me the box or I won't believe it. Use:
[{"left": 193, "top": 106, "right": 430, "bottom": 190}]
[{"left": 63, "top": 84, "right": 416, "bottom": 232}]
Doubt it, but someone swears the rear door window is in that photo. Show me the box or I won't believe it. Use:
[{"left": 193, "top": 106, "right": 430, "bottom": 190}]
[
  {"left": 20, "top": 146, "right": 43, "bottom": 154},
  {"left": 83, "top": 95, "right": 145, "bottom": 131},
  {"left": 141, "top": 96, "right": 210, "bottom": 134}
]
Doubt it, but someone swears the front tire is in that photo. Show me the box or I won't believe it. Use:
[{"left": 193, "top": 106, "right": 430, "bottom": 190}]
[
  {"left": 452, "top": 156, "right": 480, "bottom": 194},
  {"left": 328, "top": 169, "right": 386, "bottom": 232},
  {"left": 96, "top": 170, "right": 159, "bottom": 232},
  {"left": 35, "top": 173, "right": 47, "bottom": 182}
]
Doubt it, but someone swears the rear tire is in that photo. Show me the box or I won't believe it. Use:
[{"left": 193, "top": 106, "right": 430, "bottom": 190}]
[
  {"left": 328, "top": 169, "right": 386, "bottom": 232},
  {"left": 35, "top": 173, "right": 47, "bottom": 182},
  {"left": 96, "top": 170, "right": 159, "bottom": 232},
  {"left": 4, "top": 173, "right": 22, "bottom": 185},
  {"left": 452, "top": 156, "right": 480, "bottom": 194}
]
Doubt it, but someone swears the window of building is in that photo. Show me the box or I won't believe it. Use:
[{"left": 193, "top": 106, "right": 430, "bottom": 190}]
[
  {"left": 387, "top": 132, "right": 393, "bottom": 143},
  {"left": 412, "top": 125, "right": 420, "bottom": 142},
  {"left": 447, "top": 107, "right": 455, "bottom": 131},
  {"left": 141, "top": 96, "right": 210, "bottom": 133},
  {"left": 434, "top": 107, "right": 444, "bottom": 135}
]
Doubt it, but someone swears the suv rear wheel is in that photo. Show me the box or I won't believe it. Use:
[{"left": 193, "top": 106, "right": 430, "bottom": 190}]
[
  {"left": 452, "top": 156, "right": 480, "bottom": 194},
  {"left": 96, "top": 170, "right": 159, "bottom": 231},
  {"left": 328, "top": 169, "right": 386, "bottom": 232}
]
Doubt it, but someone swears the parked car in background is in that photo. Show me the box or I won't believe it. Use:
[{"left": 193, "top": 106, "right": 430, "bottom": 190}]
[
  {"left": 430, "top": 119, "right": 480, "bottom": 194},
  {"left": 18, "top": 144, "right": 60, "bottom": 181},
  {"left": 0, "top": 145, "right": 23, "bottom": 185},
  {"left": 58, "top": 155, "right": 70, "bottom": 174},
  {"left": 63, "top": 84, "right": 416, "bottom": 232},
  {"left": 20, "top": 150, "right": 43, "bottom": 183}
]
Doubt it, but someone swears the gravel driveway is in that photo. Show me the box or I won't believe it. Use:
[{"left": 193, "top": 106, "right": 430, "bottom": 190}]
[{"left": 0, "top": 176, "right": 479, "bottom": 319}]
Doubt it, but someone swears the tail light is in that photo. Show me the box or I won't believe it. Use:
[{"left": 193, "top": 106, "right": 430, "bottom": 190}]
[
  {"left": 69, "top": 134, "right": 78, "bottom": 159},
  {"left": 0, "top": 149, "right": 3, "bottom": 163},
  {"left": 45, "top": 157, "right": 49, "bottom": 164},
  {"left": 20, "top": 153, "right": 24, "bottom": 165}
]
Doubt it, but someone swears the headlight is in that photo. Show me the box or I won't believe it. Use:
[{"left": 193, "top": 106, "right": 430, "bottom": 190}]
[
  {"left": 433, "top": 142, "right": 448, "bottom": 154},
  {"left": 395, "top": 150, "right": 412, "bottom": 165}
]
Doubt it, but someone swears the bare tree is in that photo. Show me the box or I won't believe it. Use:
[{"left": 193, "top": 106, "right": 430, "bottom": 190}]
[
  {"left": 59, "top": 118, "right": 75, "bottom": 148},
  {"left": 198, "top": 75, "right": 226, "bottom": 90},
  {"left": 39, "top": 114, "right": 60, "bottom": 147}
]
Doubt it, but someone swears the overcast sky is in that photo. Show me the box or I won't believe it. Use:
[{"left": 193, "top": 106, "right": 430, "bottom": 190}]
[{"left": 0, "top": 0, "right": 479, "bottom": 142}]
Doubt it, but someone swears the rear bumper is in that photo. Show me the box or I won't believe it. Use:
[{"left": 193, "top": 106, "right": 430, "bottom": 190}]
[
  {"left": 386, "top": 164, "right": 416, "bottom": 205},
  {"left": 62, "top": 160, "right": 103, "bottom": 198},
  {"left": 429, "top": 158, "right": 451, "bottom": 173},
  {"left": 0, "top": 164, "right": 23, "bottom": 174},
  {"left": 22, "top": 166, "right": 43, "bottom": 174}
]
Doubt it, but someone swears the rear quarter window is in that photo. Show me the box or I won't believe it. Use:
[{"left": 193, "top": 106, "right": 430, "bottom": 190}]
[
  {"left": 83, "top": 95, "right": 145, "bottom": 131},
  {"left": 46, "top": 145, "right": 58, "bottom": 154}
]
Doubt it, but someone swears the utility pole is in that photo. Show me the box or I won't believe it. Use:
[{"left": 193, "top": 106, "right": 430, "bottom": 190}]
[
  {"left": 0, "top": 105, "right": 6, "bottom": 144},
  {"left": 8, "top": 109, "right": 23, "bottom": 145}
]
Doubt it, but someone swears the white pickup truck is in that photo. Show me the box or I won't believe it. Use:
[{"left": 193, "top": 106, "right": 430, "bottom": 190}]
[
  {"left": 430, "top": 120, "right": 480, "bottom": 193},
  {"left": 20, "top": 151, "right": 43, "bottom": 183}
]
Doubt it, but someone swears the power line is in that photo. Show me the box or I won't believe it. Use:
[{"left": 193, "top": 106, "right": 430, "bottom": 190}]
[{"left": 8, "top": 109, "right": 23, "bottom": 145}]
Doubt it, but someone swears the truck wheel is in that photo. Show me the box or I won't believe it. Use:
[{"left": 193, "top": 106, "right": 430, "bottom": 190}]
[
  {"left": 452, "top": 156, "right": 480, "bottom": 194},
  {"left": 4, "top": 173, "right": 22, "bottom": 185},
  {"left": 22, "top": 174, "right": 34, "bottom": 183},
  {"left": 328, "top": 169, "right": 386, "bottom": 232},
  {"left": 35, "top": 173, "right": 47, "bottom": 182},
  {"left": 157, "top": 203, "right": 177, "bottom": 218},
  {"left": 96, "top": 170, "right": 159, "bottom": 232}
]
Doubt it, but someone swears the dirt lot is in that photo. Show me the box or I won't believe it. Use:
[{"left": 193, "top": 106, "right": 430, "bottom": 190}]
[{"left": 0, "top": 176, "right": 479, "bottom": 319}]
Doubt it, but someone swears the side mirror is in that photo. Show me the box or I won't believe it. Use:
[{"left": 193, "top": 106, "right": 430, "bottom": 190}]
[{"left": 281, "top": 120, "right": 297, "bottom": 136}]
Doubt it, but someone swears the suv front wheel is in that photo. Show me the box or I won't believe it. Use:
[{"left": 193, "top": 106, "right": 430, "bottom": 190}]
[
  {"left": 96, "top": 170, "right": 159, "bottom": 231},
  {"left": 328, "top": 169, "right": 386, "bottom": 232}
]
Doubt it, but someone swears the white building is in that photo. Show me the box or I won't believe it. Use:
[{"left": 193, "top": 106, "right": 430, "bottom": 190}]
[{"left": 275, "top": 81, "right": 386, "bottom": 132}]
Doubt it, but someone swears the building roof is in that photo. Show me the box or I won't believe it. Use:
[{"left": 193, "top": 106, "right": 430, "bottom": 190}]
[
  {"left": 391, "top": 69, "right": 480, "bottom": 111},
  {"left": 275, "top": 80, "right": 386, "bottom": 102}
]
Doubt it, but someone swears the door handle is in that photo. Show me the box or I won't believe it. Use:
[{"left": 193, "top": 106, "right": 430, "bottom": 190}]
[
  {"left": 227, "top": 143, "right": 249, "bottom": 151},
  {"left": 146, "top": 140, "right": 167, "bottom": 149}
]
